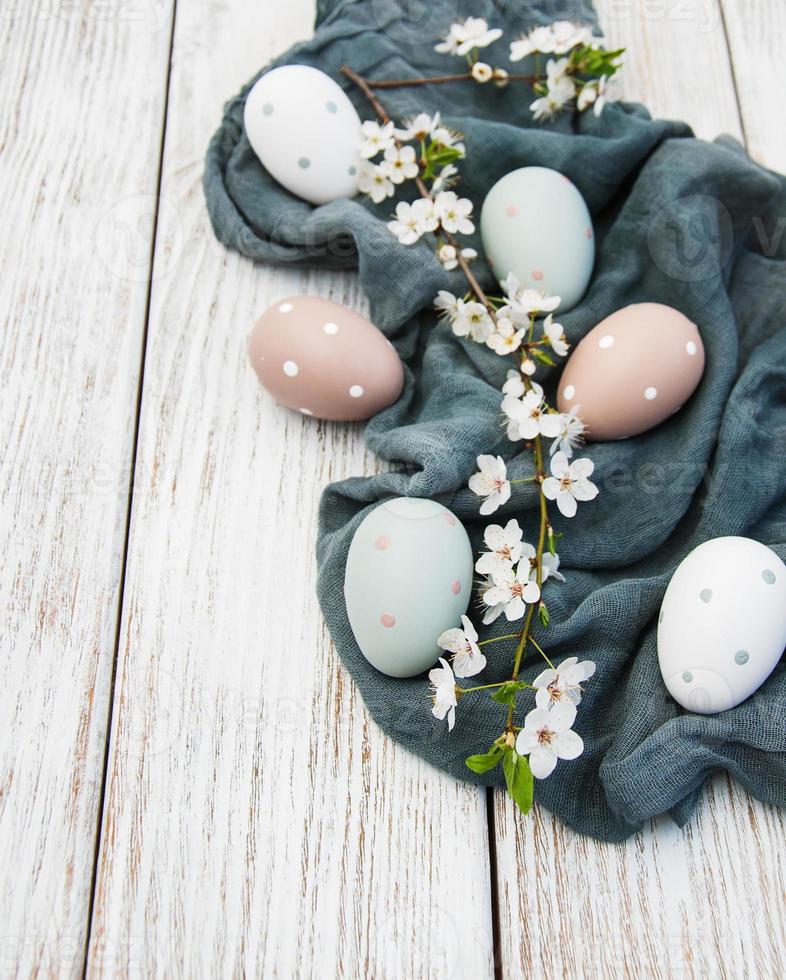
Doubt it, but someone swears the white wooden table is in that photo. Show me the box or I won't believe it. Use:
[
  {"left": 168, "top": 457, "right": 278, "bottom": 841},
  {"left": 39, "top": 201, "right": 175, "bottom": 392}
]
[{"left": 2, "top": 1, "right": 785, "bottom": 976}]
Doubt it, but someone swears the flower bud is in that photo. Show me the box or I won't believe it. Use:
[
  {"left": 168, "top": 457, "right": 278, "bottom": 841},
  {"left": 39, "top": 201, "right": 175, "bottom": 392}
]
[
  {"left": 471, "top": 62, "right": 493, "bottom": 83},
  {"left": 493, "top": 67, "right": 510, "bottom": 88}
]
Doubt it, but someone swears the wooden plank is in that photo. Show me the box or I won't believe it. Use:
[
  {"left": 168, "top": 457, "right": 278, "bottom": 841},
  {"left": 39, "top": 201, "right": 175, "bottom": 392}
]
[
  {"left": 0, "top": 5, "right": 174, "bottom": 978},
  {"left": 493, "top": 2, "right": 786, "bottom": 976},
  {"left": 595, "top": 0, "right": 743, "bottom": 142},
  {"left": 721, "top": 0, "right": 786, "bottom": 172},
  {"left": 86, "top": 2, "right": 494, "bottom": 976}
]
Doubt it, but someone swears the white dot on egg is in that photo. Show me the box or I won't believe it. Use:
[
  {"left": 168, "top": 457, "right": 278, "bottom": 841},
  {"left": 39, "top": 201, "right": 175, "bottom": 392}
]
[
  {"left": 644, "top": 386, "right": 658, "bottom": 400},
  {"left": 349, "top": 385, "right": 364, "bottom": 398},
  {"left": 299, "top": 407, "right": 313, "bottom": 416},
  {"left": 279, "top": 302, "right": 293, "bottom": 313},
  {"left": 686, "top": 340, "right": 697, "bottom": 356},
  {"left": 598, "top": 334, "right": 615, "bottom": 349},
  {"left": 563, "top": 384, "right": 575, "bottom": 400},
  {"left": 323, "top": 322, "right": 338, "bottom": 335},
  {"left": 283, "top": 360, "right": 299, "bottom": 377}
]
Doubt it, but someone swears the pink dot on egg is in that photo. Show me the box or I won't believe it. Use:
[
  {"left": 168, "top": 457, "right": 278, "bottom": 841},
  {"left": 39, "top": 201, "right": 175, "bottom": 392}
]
[
  {"left": 444, "top": 513, "right": 456, "bottom": 526},
  {"left": 531, "top": 269, "right": 544, "bottom": 281},
  {"left": 374, "top": 535, "right": 390, "bottom": 550},
  {"left": 505, "top": 204, "right": 518, "bottom": 217},
  {"left": 451, "top": 580, "right": 461, "bottom": 595},
  {"left": 585, "top": 227, "right": 593, "bottom": 239},
  {"left": 380, "top": 613, "right": 396, "bottom": 628}
]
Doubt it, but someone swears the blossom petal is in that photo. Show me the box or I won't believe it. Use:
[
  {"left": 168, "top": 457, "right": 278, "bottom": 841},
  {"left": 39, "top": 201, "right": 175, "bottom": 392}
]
[
  {"left": 529, "top": 745, "right": 558, "bottom": 779},
  {"left": 552, "top": 728, "right": 584, "bottom": 760},
  {"left": 548, "top": 700, "right": 577, "bottom": 732},
  {"left": 556, "top": 490, "right": 578, "bottom": 518}
]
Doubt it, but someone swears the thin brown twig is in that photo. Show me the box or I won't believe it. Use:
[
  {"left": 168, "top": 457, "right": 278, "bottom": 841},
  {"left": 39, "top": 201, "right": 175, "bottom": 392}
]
[{"left": 365, "top": 71, "right": 538, "bottom": 88}]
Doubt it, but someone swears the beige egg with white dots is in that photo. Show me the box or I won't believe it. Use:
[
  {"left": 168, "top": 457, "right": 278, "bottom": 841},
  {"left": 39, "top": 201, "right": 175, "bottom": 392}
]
[
  {"left": 248, "top": 296, "right": 404, "bottom": 421},
  {"left": 557, "top": 302, "right": 705, "bottom": 441}
]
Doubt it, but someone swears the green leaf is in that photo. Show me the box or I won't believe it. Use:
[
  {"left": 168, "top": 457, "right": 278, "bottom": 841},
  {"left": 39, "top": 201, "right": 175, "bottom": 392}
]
[
  {"left": 503, "top": 750, "right": 534, "bottom": 815},
  {"left": 465, "top": 744, "right": 504, "bottom": 774},
  {"left": 531, "top": 348, "right": 556, "bottom": 367},
  {"left": 538, "top": 602, "right": 550, "bottom": 628},
  {"left": 490, "top": 681, "right": 529, "bottom": 708}
]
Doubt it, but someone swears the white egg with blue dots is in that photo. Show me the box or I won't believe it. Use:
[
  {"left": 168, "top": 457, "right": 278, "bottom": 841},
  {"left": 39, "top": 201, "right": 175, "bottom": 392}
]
[
  {"left": 344, "top": 498, "right": 474, "bottom": 678},
  {"left": 658, "top": 536, "right": 786, "bottom": 713},
  {"left": 244, "top": 64, "right": 361, "bottom": 206}
]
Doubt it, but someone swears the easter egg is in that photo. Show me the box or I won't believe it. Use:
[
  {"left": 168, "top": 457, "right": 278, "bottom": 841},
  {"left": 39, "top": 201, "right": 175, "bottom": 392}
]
[
  {"left": 344, "top": 497, "right": 474, "bottom": 678},
  {"left": 658, "top": 537, "right": 786, "bottom": 714},
  {"left": 480, "top": 166, "right": 594, "bottom": 312},
  {"left": 248, "top": 296, "right": 404, "bottom": 421},
  {"left": 557, "top": 303, "right": 705, "bottom": 440},
  {"left": 243, "top": 65, "right": 361, "bottom": 205}
]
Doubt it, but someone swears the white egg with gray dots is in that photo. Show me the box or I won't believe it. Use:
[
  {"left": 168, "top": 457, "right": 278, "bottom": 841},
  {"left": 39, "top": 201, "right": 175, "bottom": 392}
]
[
  {"left": 244, "top": 64, "right": 361, "bottom": 205},
  {"left": 658, "top": 537, "right": 786, "bottom": 714}
]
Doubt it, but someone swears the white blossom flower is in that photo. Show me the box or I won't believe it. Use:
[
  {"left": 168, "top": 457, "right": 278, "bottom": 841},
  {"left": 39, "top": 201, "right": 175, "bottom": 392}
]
[
  {"left": 532, "top": 656, "right": 596, "bottom": 710},
  {"left": 359, "top": 120, "right": 395, "bottom": 159},
  {"left": 451, "top": 300, "right": 495, "bottom": 344},
  {"left": 432, "top": 163, "right": 459, "bottom": 193},
  {"left": 387, "top": 200, "right": 425, "bottom": 245},
  {"left": 436, "top": 17, "right": 502, "bottom": 56},
  {"left": 515, "top": 701, "right": 584, "bottom": 778},
  {"left": 543, "top": 313, "right": 569, "bottom": 356},
  {"left": 578, "top": 74, "right": 610, "bottom": 116},
  {"left": 500, "top": 273, "right": 560, "bottom": 321},
  {"left": 487, "top": 316, "right": 525, "bottom": 356},
  {"left": 542, "top": 450, "right": 599, "bottom": 517},
  {"left": 434, "top": 289, "right": 460, "bottom": 320},
  {"left": 358, "top": 162, "right": 395, "bottom": 203},
  {"left": 431, "top": 126, "right": 465, "bottom": 156},
  {"left": 434, "top": 191, "right": 475, "bottom": 235},
  {"left": 438, "top": 243, "right": 478, "bottom": 271},
  {"left": 394, "top": 111, "right": 440, "bottom": 141},
  {"left": 429, "top": 657, "right": 458, "bottom": 730},
  {"left": 380, "top": 144, "right": 419, "bottom": 184},
  {"left": 502, "top": 369, "right": 526, "bottom": 398},
  {"left": 550, "top": 405, "right": 585, "bottom": 459},
  {"left": 541, "top": 550, "right": 565, "bottom": 583},
  {"left": 509, "top": 24, "right": 558, "bottom": 61},
  {"left": 493, "top": 67, "right": 510, "bottom": 87},
  {"left": 468, "top": 454, "right": 511, "bottom": 515},
  {"left": 438, "top": 615, "right": 486, "bottom": 678},
  {"left": 475, "top": 519, "right": 524, "bottom": 576},
  {"left": 502, "top": 390, "right": 562, "bottom": 442},
  {"left": 471, "top": 61, "right": 493, "bottom": 83},
  {"left": 483, "top": 559, "right": 541, "bottom": 621},
  {"left": 552, "top": 20, "right": 594, "bottom": 53},
  {"left": 530, "top": 73, "right": 575, "bottom": 121}
]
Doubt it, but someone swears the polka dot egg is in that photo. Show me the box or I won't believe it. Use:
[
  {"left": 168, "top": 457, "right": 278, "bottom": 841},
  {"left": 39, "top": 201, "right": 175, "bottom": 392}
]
[
  {"left": 344, "top": 498, "right": 474, "bottom": 678},
  {"left": 658, "top": 537, "right": 786, "bottom": 714},
  {"left": 243, "top": 65, "right": 361, "bottom": 206},
  {"left": 557, "top": 303, "right": 705, "bottom": 440},
  {"left": 248, "top": 296, "right": 403, "bottom": 421},
  {"left": 480, "top": 166, "right": 594, "bottom": 313}
]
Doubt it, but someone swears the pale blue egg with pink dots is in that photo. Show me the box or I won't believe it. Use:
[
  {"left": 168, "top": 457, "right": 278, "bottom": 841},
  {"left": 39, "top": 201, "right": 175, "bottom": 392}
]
[
  {"left": 344, "top": 497, "right": 474, "bottom": 678},
  {"left": 480, "top": 166, "right": 594, "bottom": 313}
]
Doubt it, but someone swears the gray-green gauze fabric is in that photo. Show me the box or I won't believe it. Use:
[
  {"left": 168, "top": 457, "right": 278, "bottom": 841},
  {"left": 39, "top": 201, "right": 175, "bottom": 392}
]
[{"left": 204, "top": 0, "right": 786, "bottom": 841}]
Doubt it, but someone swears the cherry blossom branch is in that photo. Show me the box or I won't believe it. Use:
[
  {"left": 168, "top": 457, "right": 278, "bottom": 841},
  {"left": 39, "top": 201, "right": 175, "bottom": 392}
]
[
  {"left": 341, "top": 64, "right": 495, "bottom": 316},
  {"left": 363, "top": 71, "right": 538, "bottom": 88}
]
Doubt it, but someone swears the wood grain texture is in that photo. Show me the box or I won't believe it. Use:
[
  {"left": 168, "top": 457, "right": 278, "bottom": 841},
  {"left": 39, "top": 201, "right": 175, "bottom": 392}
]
[
  {"left": 494, "top": 3, "right": 786, "bottom": 976},
  {"left": 0, "top": 5, "right": 173, "bottom": 977},
  {"left": 721, "top": 0, "right": 786, "bottom": 172},
  {"left": 595, "top": 0, "right": 743, "bottom": 143},
  {"left": 85, "top": 2, "right": 493, "bottom": 977}
]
